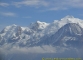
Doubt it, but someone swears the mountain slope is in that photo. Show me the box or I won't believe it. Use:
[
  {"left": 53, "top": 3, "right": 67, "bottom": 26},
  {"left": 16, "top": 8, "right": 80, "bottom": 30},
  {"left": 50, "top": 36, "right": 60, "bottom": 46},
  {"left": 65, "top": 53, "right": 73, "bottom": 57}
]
[
  {"left": 0, "top": 16, "right": 83, "bottom": 47},
  {"left": 36, "top": 23, "right": 83, "bottom": 48},
  {"left": 0, "top": 16, "right": 83, "bottom": 60}
]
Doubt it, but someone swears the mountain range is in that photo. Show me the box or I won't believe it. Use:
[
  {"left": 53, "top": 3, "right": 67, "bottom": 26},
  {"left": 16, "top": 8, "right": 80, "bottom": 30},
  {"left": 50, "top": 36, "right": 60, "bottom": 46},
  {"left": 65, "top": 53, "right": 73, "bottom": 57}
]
[
  {"left": 0, "top": 15, "right": 83, "bottom": 60},
  {"left": 0, "top": 15, "right": 83, "bottom": 48}
]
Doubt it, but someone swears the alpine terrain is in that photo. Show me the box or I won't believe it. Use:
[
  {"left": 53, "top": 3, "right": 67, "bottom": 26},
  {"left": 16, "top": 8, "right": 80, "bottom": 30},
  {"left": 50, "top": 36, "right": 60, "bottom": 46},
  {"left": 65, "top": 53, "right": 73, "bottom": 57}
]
[{"left": 0, "top": 15, "right": 83, "bottom": 60}]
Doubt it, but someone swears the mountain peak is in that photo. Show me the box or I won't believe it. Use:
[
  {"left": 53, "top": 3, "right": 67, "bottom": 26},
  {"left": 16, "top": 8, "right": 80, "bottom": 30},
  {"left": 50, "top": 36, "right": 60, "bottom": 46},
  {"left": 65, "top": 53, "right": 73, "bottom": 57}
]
[
  {"left": 64, "top": 15, "right": 74, "bottom": 18},
  {"left": 60, "top": 15, "right": 83, "bottom": 28},
  {"left": 12, "top": 24, "right": 17, "bottom": 26},
  {"left": 61, "top": 15, "right": 75, "bottom": 22},
  {"left": 30, "top": 21, "right": 49, "bottom": 30},
  {"left": 41, "top": 23, "right": 83, "bottom": 46},
  {"left": 36, "top": 21, "right": 42, "bottom": 23},
  {"left": 0, "top": 24, "right": 19, "bottom": 34}
]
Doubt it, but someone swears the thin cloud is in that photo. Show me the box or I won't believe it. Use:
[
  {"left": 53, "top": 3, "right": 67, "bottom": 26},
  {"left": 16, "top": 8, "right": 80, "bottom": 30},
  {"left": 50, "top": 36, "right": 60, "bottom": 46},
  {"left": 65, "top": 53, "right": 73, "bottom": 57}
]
[
  {"left": 0, "top": 45, "right": 57, "bottom": 53},
  {"left": 47, "top": 0, "right": 83, "bottom": 11},
  {"left": 1, "top": 12, "right": 17, "bottom": 17},
  {"left": 48, "top": 7, "right": 68, "bottom": 11},
  {"left": 0, "top": 2, "right": 9, "bottom": 7},
  {"left": 13, "top": 0, "right": 49, "bottom": 8},
  {"left": 66, "top": 0, "right": 83, "bottom": 8},
  {"left": 12, "top": 0, "right": 83, "bottom": 10}
]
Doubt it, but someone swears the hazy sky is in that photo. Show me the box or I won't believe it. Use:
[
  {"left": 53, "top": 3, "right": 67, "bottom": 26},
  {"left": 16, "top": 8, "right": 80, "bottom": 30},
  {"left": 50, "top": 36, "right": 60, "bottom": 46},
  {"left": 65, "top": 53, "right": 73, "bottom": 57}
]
[{"left": 0, "top": 0, "right": 83, "bottom": 30}]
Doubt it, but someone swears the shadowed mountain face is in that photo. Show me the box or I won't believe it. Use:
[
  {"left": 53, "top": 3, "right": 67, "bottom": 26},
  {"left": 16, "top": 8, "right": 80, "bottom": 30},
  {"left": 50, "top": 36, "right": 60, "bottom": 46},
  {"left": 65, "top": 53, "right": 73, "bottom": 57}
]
[
  {"left": 52, "top": 23, "right": 83, "bottom": 47},
  {"left": 36, "top": 23, "right": 83, "bottom": 48}
]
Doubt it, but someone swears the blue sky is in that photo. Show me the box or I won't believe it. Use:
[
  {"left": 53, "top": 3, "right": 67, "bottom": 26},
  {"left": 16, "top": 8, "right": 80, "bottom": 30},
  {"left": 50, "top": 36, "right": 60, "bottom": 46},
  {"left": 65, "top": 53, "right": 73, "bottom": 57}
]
[{"left": 0, "top": 0, "right": 83, "bottom": 30}]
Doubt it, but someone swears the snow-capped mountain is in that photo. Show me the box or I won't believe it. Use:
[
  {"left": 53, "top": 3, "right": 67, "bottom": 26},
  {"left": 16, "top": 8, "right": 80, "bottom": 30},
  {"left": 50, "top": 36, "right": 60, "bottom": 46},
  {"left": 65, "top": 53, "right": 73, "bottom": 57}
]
[
  {"left": 37, "top": 23, "right": 83, "bottom": 47},
  {"left": 0, "top": 21, "right": 49, "bottom": 46},
  {"left": 1, "top": 15, "right": 83, "bottom": 60},
  {"left": 0, "top": 15, "right": 83, "bottom": 47},
  {"left": 30, "top": 21, "right": 49, "bottom": 31}
]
